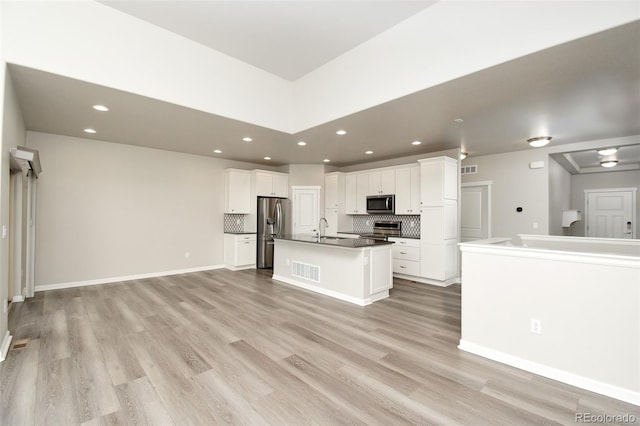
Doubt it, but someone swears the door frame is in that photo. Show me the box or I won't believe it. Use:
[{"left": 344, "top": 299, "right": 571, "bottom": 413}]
[
  {"left": 461, "top": 181, "right": 492, "bottom": 240},
  {"left": 291, "top": 186, "right": 321, "bottom": 235},
  {"left": 584, "top": 187, "right": 637, "bottom": 239}
]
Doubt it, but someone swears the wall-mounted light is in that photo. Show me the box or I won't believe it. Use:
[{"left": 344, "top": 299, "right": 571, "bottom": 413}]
[
  {"left": 597, "top": 148, "right": 618, "bottom": 156},
  {"left": 600, "top": 160, "right": 618, "bottom": 168},
  {"left": 10, "top": 146, "right": 42, "bottom": 177},
  {"left": 527, "top": 136, "right": 552, "bottom": 148}
]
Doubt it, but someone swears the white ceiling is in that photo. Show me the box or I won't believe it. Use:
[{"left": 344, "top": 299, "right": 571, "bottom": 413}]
[
  {"left": 7, "top": 5, "right": 640, "bottom": 168},
  {"left": 98, "top": 0, "right": 436, "bottom": 81}
]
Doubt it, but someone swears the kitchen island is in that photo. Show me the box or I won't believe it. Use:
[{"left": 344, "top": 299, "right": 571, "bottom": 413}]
[{"left": 272, "top": 235, "right": 393, "bottom": 305}]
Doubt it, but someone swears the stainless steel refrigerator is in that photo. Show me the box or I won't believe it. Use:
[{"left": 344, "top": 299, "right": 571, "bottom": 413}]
[{"left": 257, "top": 196, "right": 290, "bottom": 269}]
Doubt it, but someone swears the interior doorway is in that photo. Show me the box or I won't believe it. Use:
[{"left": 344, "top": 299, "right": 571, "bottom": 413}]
[
  {"left": 585, "top": 188, "right": 636, "bottom": 239},
  {"left": 461, "top": 182, "right": 492, "bottom": 242},
  {"left": 292, "top": 186, "right": 320, "bottom": 236}
]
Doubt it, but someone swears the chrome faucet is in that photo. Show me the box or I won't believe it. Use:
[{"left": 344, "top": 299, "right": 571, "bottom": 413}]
[{"left": 318, "top": 217, "right": 329, "bottom": 238}]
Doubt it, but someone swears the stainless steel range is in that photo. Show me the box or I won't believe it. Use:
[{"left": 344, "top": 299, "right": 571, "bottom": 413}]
[{"left": 359, "top": 220, "right": 402, "bottom": 241}]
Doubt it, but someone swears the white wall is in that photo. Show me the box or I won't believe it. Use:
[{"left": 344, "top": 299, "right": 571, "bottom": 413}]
[
  {"left": 548, "top": 156, "right": 572, "bottom": 236},
  {"left": 26, "top": 132, "right": 263, "bottom": 287},
  {"left": 0, "top": 66, "right": 27, "bottom": 353},
  {"left": 292, "top": 1, "right": 638, "bottom": 131},
  {"left": 462, "top": 149, "right": 549, "bottom": 238},
  {"left": 570, "top": 170, "right": 640, "bottom": 237},
  {"left": 288, "top": 164, "right": 325, "bottom": 210},
  {"left": 3, "top": 1, "right": 636, "bottom": 134},
  {"left": 1, "top": 1, "right": 293, "bottom": 132}
]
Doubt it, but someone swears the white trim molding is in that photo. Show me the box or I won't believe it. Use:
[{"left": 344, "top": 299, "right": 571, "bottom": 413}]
[
  {"left": 35, "top": 264, "right": 225, "bottom": 292},
  {"left": 0, "top": 331, "right": 13, "bottom": 362},
  {"left": 272, "top": 274, "right": 381, "bottom": 306},
  {"left": 459, "top": 340, "right": 640, "bottom": 406}
]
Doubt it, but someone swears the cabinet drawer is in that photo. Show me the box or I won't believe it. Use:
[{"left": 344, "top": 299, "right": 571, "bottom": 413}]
[
  {"left": 392, "top": 246, "right": 420, "bottom": 261},
  {"left": 388, "top": 237, "right": 420, "bottom": 247},
  {"left": 236, "top": 234, "right": 256, "bottom": 241},
  {"left": 393, "top": 259, "right": 421, "bottom": 276}
]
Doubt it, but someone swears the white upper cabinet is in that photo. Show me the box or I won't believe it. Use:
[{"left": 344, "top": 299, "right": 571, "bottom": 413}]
[
  {"left": 254, "top": 170, "right": 289, "bottom": 197},
  {"left": 345, "top": 173, "right": 368, "bottom": 214},
  {"left": 224, "top": 169, "right": 251, "bottom": 214},
  {"left": 395, "top": 166, "right": 420, "bottom": 214},
  {"left": 368, "top": 169, "right": 396, "bottom": 195},
  {"left": 419, "top": 156, "right": 458, "bottom": 206},
  {"left": 325, "top": 173, "right": 339, "bottom": 209}
]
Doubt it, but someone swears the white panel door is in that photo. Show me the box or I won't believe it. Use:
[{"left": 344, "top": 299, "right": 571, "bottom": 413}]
[
  {"left": 461, "top": 185, "right": 489, "bottom": 242},
  {"left": 293, "top": 187, "right": 320, "bottom": 236},
  {"left": 586, "top": 190, "right": 634, "bottom": 238}
]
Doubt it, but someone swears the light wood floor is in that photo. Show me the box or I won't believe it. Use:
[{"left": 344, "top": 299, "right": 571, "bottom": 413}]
[{"left": 2, "top": 269, "right": 638, "bottom": 425}]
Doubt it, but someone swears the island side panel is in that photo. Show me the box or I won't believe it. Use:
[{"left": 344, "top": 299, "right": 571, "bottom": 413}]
[{"left": 273, "top": 239, "right": 367, "bottom": 304}]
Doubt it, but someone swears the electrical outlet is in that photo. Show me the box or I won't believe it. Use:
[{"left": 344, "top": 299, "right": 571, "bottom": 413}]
[
  {"left": 366, "top": 220, "right": 371, "bottom": 226},
  {"left": 286, "top": 258, "right": 290, "bottom": 265},
  {"left": 530, "top": 318, "right": 542, "bottom": 334},
  {"left": 236, "top": 219, "right": 241, "bottom": 225},
  {"left": 185, "top": 251, "right": 190, "bottom": 259},
  {"left": 409, "top": 221, "right": 415, "bottom": 228},
  {"left": 533, "top": 222, "right": 539, "bottom": 229}
]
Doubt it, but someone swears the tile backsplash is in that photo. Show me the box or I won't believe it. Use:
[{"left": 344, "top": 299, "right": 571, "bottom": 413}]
[
  {"left": 224, "top": 214, "right": 246, "bottom": 232},
  {"left": 351, "top": 215, "right": 421, "bottom": 238}
]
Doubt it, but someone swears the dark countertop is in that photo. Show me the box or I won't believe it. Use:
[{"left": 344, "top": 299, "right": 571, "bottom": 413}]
[
  {"left": 224, "top": 232, "right": 256, "bottom": 235},
  {"left": 275, "top": 234, "right": 394, "bottom": 248},
  {"left": 337, "top": 231, "right": 420, "bottom": 240}
]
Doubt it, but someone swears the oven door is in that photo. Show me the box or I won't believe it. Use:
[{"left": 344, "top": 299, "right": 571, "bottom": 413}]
[{"left": 367, "top": 195, "right": 394, "bottom": 214}]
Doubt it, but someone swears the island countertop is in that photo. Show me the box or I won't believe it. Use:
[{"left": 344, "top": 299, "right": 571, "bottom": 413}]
[{"left": 274, "top": 234, "right": 394, "bottom": 248}]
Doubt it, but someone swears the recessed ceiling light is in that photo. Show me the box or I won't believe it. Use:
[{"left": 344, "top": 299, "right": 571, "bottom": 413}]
[
  {"left": 242, "top": 137, "right": 252, "bottom": 142},
  {"left": 412, "top": 141, "right": 422, "bottom": 145},
  {"left": 527, "top": 136, "right": 552, "bottom": 148},
  {"left": 460, "top": 152, "right": 468, "bottom": 160},
  {"left": 365, "top": 151, "right": 373, "bottom": 155},
  {"left": 92, "top": 104, "right": 109, "bottom": 112},
  {"left": 597, "top": 148, "right": 618, "bottom": 156},
  {"left": 323, "top": 159, "right": 330, "bottom": 163},
  {"left": 263, "top": 156, "right": 271, "bottom": 160},
  {"left": 84, "top": 128, "right": 97, "bottom": 134},
  {"left": 213, "top": 149, "right": 222, "bottom": 154},
  {"left": 600, "top": 160, "right": 618, "bottom": 168},
  {"left": 297, "top": 141, "right": 307, "bottom": 146},
  {"left": 336, "top": 130, "right": 347, "bottom": 135}
]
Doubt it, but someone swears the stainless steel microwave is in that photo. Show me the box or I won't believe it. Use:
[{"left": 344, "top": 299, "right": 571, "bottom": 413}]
[{"left": 366, "top": 195, "right": 395, "bottom": 214}]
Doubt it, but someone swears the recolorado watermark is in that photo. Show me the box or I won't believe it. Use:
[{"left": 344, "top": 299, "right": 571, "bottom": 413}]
[{"left": 576, "top": 412, "right": 638, "bottom": 423}]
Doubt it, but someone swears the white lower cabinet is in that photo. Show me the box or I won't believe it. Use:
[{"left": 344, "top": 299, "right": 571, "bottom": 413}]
[
  {"left": 224, "top": 234, "right": 256, "bottom": 270},
  {"left": 388, "top": 237, "right": 421, "bottom": 276},
  {"left": 420, "top": 240, "right": 458, "bottom": 282}
]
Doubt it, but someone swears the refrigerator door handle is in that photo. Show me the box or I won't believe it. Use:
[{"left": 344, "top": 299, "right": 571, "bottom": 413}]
[{"left": 274, "top": 201, "right": 282, "bottom": 236}]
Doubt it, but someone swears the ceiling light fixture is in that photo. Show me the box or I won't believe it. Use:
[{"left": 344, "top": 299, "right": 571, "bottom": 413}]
[
  {"left": 297, "top": 141, "right": 307, "bottom": 146},
  {"left": 597, "top": 148, "right": 618, "bottom": 156},
  {"left": 323, "top": 159, "right": 330, "bottom": 163},
  {"left": 527, "top": 136, "right": 552, "bottom": 148},
  {"left": 84, "top": 128, "right": 97, "bottom": 134},
  {"left": 600, "top": 160, "right": 618, "bottom": 168},
  {"left": 460, "top": 152, "right": 468, "bottom": 160},
  {"left": 92, "top": 104, "right": 109, "bottom": 112},
  {"left": 365, "top": 151, "right": 373, "bottom": 155},
  {"left": 213, "top": 149, "right": 222, "bottom": 154},
  {"left": 263, "top": 156, "right": 271, "bottom": 160},
  {"left": 454, "top": 118, "right": 464, "bottom": 123},
  {"left": 242, "top": 137, "right": 252, "bottom": 142},
  {"left": 336, "top": 130, "right": 347, "bottom": 136},
  {"left": 412, "top": 141, "right": 422, "bottom": 146}
]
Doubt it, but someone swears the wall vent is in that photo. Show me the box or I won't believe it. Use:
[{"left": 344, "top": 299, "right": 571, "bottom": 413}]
[
  {"left": 291, "top": 261, "right": 320, "bottom": 283},
  {"left": 461, "top": 165, "right": 478, "bottom": 175}
]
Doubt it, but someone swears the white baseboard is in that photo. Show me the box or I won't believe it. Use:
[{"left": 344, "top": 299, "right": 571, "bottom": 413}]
[
  {"left": 11, "top": 295, "right": 25, "bottom": 303},
  {"left": 0, "top": 331, "right": 12, "bottom": 362},
  {"left": 35, "top": 264, "right": 226, "bottom": 292},
  {"left": 224, "top": 264, "right": 256, "bottom": 272},
  {"left": 272, "top": 274, "right": 380, "bottom": 306},
  {"left": 393, "top": 273, "right": 460, "bottom": 287},
  {"left": 458, "top": 340, "right": 640, "bottom": 406}
]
